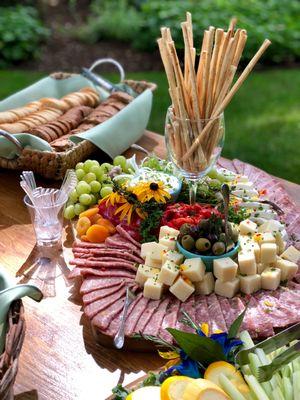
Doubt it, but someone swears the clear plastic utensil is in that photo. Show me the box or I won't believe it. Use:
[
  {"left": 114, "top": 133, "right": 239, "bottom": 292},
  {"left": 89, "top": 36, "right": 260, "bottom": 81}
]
[
  {"left": 57, "top": 170, "right": 77, "bottom": 204},
  {"left": 20, "top": 171, "right": 36, "bottom": 191}
]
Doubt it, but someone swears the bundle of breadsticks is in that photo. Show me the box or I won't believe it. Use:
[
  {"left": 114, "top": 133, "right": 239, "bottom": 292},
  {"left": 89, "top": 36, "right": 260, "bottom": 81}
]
[{"left": 158, "top": 14, "right": 271, "bottom": 172}]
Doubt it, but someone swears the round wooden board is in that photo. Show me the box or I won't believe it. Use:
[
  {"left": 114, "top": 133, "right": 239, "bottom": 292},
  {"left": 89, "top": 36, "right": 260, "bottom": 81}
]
[
  {"left": 91, "top": 324, "right": 157, "bottom": 353},
  {"left": 105, "top": 374, "right": 148, "bottom": 400}
]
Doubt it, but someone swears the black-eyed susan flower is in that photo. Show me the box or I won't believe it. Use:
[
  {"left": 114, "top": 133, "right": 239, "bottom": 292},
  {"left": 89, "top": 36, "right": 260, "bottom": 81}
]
[{"left": 133, "top": 181, "right": 171, "bottom": 203}]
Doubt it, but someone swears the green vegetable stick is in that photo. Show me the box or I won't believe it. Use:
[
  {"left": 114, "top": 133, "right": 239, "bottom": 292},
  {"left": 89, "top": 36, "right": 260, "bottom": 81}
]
[
  {"left": 240, "top": 331, "right": 255, "bottom": 349},
  {"left": 244, "top": 375, "right": 270, "bottom": 400},
  {"left": 293, "top": 371, "right": 300, "bottom": 400},
  {"left": 219, "top": 374, "right": 248, "bottom": 400},
  {"left": 283, "top": 376, "right": 293, "bottom": 400},
  {"left": 273, "top": 385, "right": 285, "bottom": 400},
  {"left": 248, "top": 353, "right": 272, "bottom": 396}
]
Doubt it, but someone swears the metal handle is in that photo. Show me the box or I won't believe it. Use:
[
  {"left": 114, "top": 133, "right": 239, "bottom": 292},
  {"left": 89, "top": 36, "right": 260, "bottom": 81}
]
[
  {"left": 88, "top": 58, "right": 125, "bottom": 83},
  {"left": 0, "top": 129, "right": 23, "bottom": 155}
]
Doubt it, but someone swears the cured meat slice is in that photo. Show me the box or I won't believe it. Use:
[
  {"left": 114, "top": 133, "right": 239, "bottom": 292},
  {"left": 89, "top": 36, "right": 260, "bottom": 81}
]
[
  {"left": 217, "top": 158, "right": 237, "bottom": 172},
  {"left": 232, "top": 159, "right": 246, "bottom": 175},
  {"left": 135, "top": 300, "right": 161, "bottom": 334},
  {"left": 69, "top": 259, "right": 137, "bottom": 272},
  {"left": 195, "top": 296, "right": 211, "bottom": 331},
  {"left": 105, "top": 234, "right": 141, "bottom": 254},
  {"left": 116, "top": 225, "right": 141, "bottom": 248},
  {"left": 92, "top": 297, "right": 126, "bottom": 331},
  {"left": 73, "top": 249, "right": 143, "bottom": 264},
  {"left": 70, "top": 267, "right": 135, "bottom": 279},
  {"left": 159, "top": 299, "right": 180, "bottom": 342},
  {"left": 73, "top": 241, "right": 107, "bottom": 249},
  {"left": 84, "top": 286, "right": 127, "bottom": 319},
  {"left": 125, "top": 295, "right": 149, "bottom": 336},
  {"left": 143, "top": 297, "right": 170, "bottom": 336},
  {"left": 218, "top": 297, "right": 237, "bottom": 330},
  {"left": 241, "top": 296, "right": 274, "bottom": 337},
  {"left": 176, "top": 296, "right": 195, "bottom": 332},
  {"left": 206, "top": 293, "right": 227, "bottom": 332},
  {"left": 82, "top": 282, "right": 124, "bottom": 305},
  {"left": 80, "top": 276, "right": 125, "bottom": 294}
]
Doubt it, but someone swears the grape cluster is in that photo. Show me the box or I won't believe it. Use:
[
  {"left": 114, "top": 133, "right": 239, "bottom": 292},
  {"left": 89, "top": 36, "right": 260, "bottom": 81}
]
[{"left": 64, "top": 156, "right": 128, "bottom": 220}]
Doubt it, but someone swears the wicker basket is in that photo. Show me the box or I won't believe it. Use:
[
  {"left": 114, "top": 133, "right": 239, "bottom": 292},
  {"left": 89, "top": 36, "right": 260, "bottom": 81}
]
[
  {"left": 0, "top": 78, "right": 156, "bottom": 180},
  {"left": 0, "top": 300, "right": 25, "bottom": 400}
]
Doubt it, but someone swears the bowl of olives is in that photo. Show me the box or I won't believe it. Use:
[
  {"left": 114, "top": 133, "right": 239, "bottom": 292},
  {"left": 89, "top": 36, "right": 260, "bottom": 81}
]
[{"left": 176, "top": 216, "right": 239, "bottom": 271}]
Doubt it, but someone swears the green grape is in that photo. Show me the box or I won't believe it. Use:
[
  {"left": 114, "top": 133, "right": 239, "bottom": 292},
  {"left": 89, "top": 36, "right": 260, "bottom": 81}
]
[
  {"left": 76, "top": 181, "right": 91, "bottom": 195},
  {"left": 76, "top": 168, "right": 85, "bottom": 181},
  {"left": 100, "top": 186, "right": 113, "bottom": 198},
  {"left": 69, "top": 189, "right": 78, "bottom": 203},
  {"left": 75, "top": 162, "right": 84, "bottom": 170},
  {"left": 100, "top": 162, "right": 113, "bottom": 174},
  {"left": 64, "top": 205, "right": 76, "bottom": 219},
  {"left": 89, "top": 165, "right": 103, "bottom": 180},
  {"left": 89, "top": 194, "right": 97, "bottom": 205},
  {"left": 90, "top": 180, "right": 101, "bottom": 193},
  {"left": 207, "top": 168, "right": 218, "bottom": 179},
  {"left": 91, "top": 160, "right": 100, "bottom": 167},
  {"left": 74, "top": 203, "right": 86, "bottom": 215},
  {"left": 113, "top": 155, "right": 126, "bottom": 170},
  {"left": 84, "top": 172, "right": 97, "bottom": 183},
  {"left": 66, "top": 200, "right": 74, "bottom": 207},
  {"left": 79, "top": 194, "right": 92, "bottom": 205},
  {"left": 99, "top": 173, "right": 109, "bottom": 183},
  {"left": 83, "top": 159, "right": 94, "bottom": 173}
]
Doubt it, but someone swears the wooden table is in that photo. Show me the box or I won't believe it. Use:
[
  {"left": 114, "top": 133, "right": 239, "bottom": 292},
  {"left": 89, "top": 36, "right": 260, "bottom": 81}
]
[{"left": 0, "top": 131, "right": 299, "bottom": 400}]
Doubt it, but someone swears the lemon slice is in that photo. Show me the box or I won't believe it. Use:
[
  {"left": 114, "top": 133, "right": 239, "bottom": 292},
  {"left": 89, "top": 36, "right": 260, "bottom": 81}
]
[
  {"left": 126, "top": 386, "right": 160, "bottom": 399},
  {"left": 204, "top": 361, "right": 246, "bottom": 388},
  {"left": 160, "top": 376, "right": 194, "bottom": 400}
]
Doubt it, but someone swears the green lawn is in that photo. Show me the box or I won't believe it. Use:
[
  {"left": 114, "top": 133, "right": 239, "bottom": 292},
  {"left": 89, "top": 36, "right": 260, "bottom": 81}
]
[{"left": 0, "top": 69, "right": 299, "bottom": 183}]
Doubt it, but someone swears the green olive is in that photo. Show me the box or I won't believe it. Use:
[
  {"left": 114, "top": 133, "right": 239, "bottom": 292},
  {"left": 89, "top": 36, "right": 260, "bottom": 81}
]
[
  {"left": 219, "top": 233, "right": 226, "bottom": 243},
  {"left": 195, "top": 237, "right": 211, "bottom": 252},
  {"left": 181, "top": 235, "right": 195, "bottom": 251},
  {"left": 212, "top": 241, "right": 226, "bottom": 255},
  {"left": 180, "top": 223, "right": 192, "bottom": 236},
  {"left": 198, "top": 219, "right": 209, "bottom": 230}
]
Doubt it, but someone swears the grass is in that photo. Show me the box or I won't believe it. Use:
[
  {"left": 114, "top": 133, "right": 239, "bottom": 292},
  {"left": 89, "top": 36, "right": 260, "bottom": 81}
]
[{"left": 0, "top": 68, "right": 299, "bottom": 183}]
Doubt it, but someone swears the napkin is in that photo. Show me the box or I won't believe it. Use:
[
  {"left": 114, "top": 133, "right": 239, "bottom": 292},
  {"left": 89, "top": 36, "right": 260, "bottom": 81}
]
[
  {"left": 69, "top": 89, "right": 153, "bottom": 158},
  {"left": 0, "top": 133, "right": 52, "bottom": 159}
]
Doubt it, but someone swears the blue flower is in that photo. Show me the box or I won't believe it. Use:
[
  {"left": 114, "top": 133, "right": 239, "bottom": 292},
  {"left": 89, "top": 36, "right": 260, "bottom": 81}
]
[
  {"left": 163, "top": 350, "right": 201, "bottom": 380},
  {"left": 209, "top": 332, "right": 243, "bottom": 358}
]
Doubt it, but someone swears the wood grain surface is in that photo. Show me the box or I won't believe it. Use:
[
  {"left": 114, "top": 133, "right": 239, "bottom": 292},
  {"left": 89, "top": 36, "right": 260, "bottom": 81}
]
[{"left": 0, "top": 131, "right": 299, "bottom": 400}]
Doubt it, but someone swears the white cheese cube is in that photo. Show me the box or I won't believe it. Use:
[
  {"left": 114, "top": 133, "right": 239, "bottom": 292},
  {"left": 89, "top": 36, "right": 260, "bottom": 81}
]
[
  {"left": 143, "top": 275, "right": 164, "bottom": 300},
  {"left": 280, "top": 245, "right": 300, "bottom": 264},
  {"left": 239, "top": 219, "right": 257, "bottom": 235},
  {"left": 258, "top": 219, "right": 284, "bottom": 233},
  {"left": 276, "top": 258, "right": 298, "bottom": 281},
  {"left": 135, "top": 265, "right": 160, "bottom": 286},
  {"left": 141, "top": 241, "right": 157, "bottom": 258},
  {"left": 159, "top": 235, "right": 177, "bottom": 251},
  {"left": 159, "top": 225, "right": 180, "bottom": 240},
  {"left": 261, "top": 268, "right": 281, "bottom": 290},
  {"left": 240, "top": 274, "right": 261, "bottom": 294},
  {"left": 194, "top": 272, "right": 215, "bottom": 295},
  {"left": 169, "top": 276, "right": 195, "bottom": 302},
  {"left": 213, "top": 257, "right": 238, "bottom": 282},
  {"left": 181, "top": 258, "right": 206, "bottom": 282},
  {"left": 261, "top": 243, "right": 277, "bottom": 264},
  {"left": 240, "top": 236, "right": 260, "bottom": 262},
  {"left": 238, "top": 251, "right": 257, "bottom": 275},
  {"left": 158, "top": 260, "right": 180, "bottom": 286},
  {"left": 145, "top": 254, "right": 162, "bottom": 269},
  {"left": 257, "top": 263, "right": 268, "bottom": 274},
  {"left": 146, "top": 242, "right": 168, "bottom": 262},
  {"left": 162, "top": 250, "right": 184, "bottom": 265},
  {"left": 275, "top": 232, "right": 285, "bottom": 254},
  {"left": 215, "top": 278, "right": 240, "bottom": 298}
]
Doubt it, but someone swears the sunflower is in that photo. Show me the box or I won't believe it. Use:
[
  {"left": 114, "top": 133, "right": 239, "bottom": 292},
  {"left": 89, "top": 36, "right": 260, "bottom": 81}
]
[{"left": 133, "top": 181, "right": 171, "bottom": 203}]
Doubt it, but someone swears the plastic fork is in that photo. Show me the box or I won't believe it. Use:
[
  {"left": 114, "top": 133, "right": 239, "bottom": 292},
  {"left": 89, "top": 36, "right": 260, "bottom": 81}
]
[
  {"left": 20, "top": 171, "right": 36, "bottom": 191},
  {"left": 114, "top": 287, "right": 136, "bottom": 349},
  {"left": 56, "top": 170, "right": 77, "bottom": 204}
]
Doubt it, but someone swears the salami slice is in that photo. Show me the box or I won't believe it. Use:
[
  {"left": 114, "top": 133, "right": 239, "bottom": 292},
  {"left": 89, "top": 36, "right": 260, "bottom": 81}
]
[
  {"left": 92, "top": 297, "right": 126, "bottom": 331},
  {"left": 116, "top": 225, "right": 141, "bottom": 248},
  {"left": 194, "top": 295, "right": 211, "bottom": 331},
  {"left": 176, "top": 296, "right": 195, "bottom": 332},
  {"left": 84, "top": 286, "right": 127, "bottom": 319},
  {"left": 159, "top": 299, "right": 180, "bottom": 342},
  {"left": 71, "top": 268, "right": 135, "bottom": 279},
  {"left": 241, "top": 296, "right": 274, "bottom": 337},
  {"left": 218, "top": 296, "right": 237, "bottom": 330},
  {"left": 80, "top": 276, "right": 125, "bottom": 294},
  {"left": 125, "top": 295, "right": 149, "bottom": 336},
  {"left": 135, "top": 299, "right": 161, "bottom": 334},
  {"left": 82, "top": 282, "right": 125, "bottom": 305},
  {"left": 206, "top": 293, "right": 227, "bottom": 332},
  {"left": 69, "top": 259, "right": 137, "bottom": 272},
  {"left": 143, "top": 297, "right": 170, "bottom": 336}
]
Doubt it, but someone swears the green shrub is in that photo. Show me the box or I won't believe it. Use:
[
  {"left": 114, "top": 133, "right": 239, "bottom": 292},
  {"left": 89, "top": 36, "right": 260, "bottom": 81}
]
[
  {"left": 0, "top": 6, "right": 49, "bottom": 67},
  {"left": 133, "top": 0, "right": 300, "bottom": 63},
  {"left": 77, "top": 0, "right": 141, "bottom": 43}
]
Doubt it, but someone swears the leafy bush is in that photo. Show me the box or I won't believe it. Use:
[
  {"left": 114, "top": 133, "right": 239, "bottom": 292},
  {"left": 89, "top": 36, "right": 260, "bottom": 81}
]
[
  {"left": 82, "top": 0, "right": 300, "bottom": 64},
  {"left": 0, "top": 6, "right": 49, "bottom": 67},
  {"left": 77, "top": 0, "right": 141, "bottom": 43}
]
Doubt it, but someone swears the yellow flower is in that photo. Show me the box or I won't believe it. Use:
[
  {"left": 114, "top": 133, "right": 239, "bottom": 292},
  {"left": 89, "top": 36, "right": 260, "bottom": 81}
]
[
  {"left": 133, "top": 181, "right": 171, "bottom": 203},
  {"left": 100, "top": 190, "right": 124, "bottom": 207},
  {"left": 114, "top": 200, "right": 135, "bottom": 224}
]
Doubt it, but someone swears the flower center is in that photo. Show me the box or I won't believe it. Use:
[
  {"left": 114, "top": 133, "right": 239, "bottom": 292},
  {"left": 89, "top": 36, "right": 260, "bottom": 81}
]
[{"left": 150, "top": 182, "right": 159, "bottom": 191}]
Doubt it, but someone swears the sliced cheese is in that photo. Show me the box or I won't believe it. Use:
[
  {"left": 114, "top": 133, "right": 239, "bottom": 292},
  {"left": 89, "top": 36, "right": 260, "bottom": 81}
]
[
  {"left": 181, "top": 258, "right": 205, "bottom": 282},
  {"left": 194, "top": 272, "right": 215, "bottom": 295},
  {"left": 215, "top": 278, "right": 240, "bottom": 298},
  {"left": 158, "top": 260, "right": 180, "bottom": 286},
  {"left": 213, "top": 257, "right": 238, "bottom": 282},
  {"left": 240, "top": 274, "right": 261, "bottom": 294},
  {"left": 261, "top": 268, "right": 281, "bottom": 291},
  {"left": 169, "top": 276, "right": 195, "bottom": 302}
]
